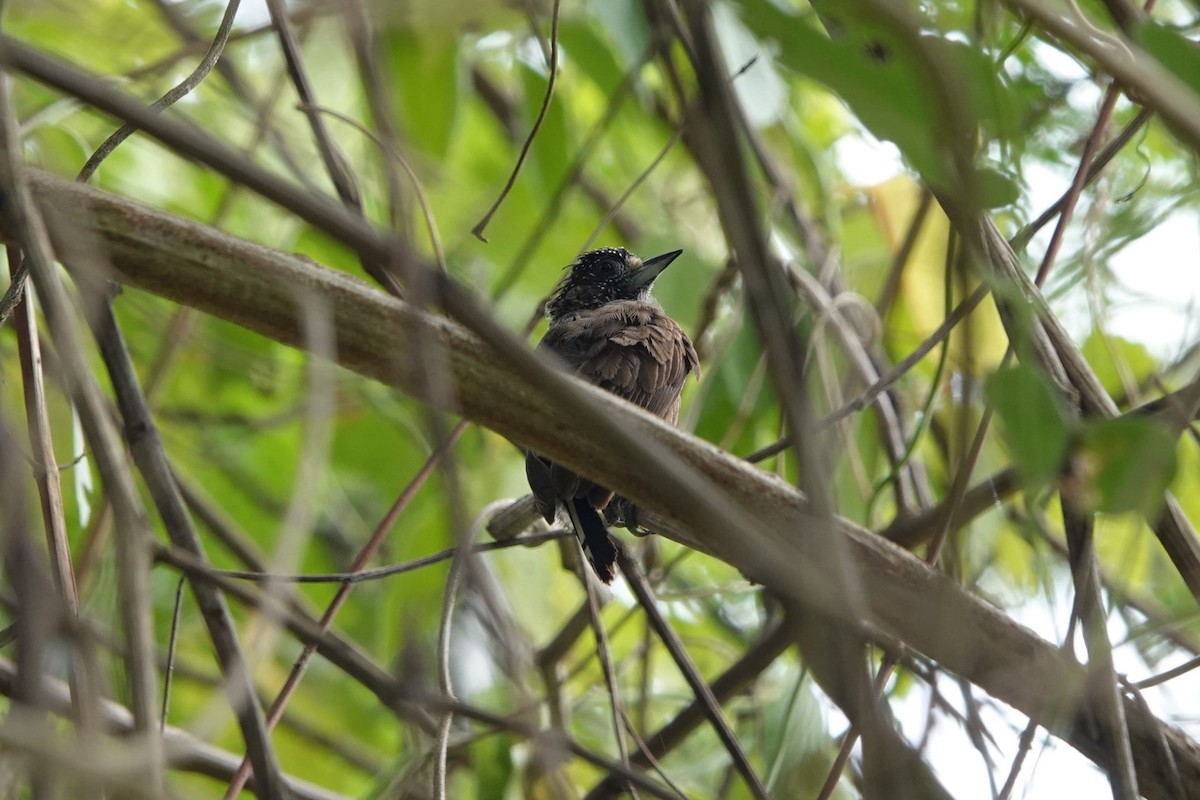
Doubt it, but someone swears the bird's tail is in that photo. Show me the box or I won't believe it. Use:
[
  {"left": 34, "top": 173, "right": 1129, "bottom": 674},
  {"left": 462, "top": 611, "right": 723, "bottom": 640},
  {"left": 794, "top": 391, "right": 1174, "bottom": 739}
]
[{"left": 564, "top": 497, "right": 617, "bottom": 583}]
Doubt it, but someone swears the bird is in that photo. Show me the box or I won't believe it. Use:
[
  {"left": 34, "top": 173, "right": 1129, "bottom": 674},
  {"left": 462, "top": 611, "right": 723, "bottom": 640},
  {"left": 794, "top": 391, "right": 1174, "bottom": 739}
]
[{"left": 525, "top": 247, "right": 700, "bottom": 583}]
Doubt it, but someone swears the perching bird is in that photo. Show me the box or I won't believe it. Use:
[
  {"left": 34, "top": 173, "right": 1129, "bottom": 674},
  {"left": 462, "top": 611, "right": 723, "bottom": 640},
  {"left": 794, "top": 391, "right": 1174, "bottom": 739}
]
[{"left": 525, "top": 247, "right": 700, "bottom": 582}]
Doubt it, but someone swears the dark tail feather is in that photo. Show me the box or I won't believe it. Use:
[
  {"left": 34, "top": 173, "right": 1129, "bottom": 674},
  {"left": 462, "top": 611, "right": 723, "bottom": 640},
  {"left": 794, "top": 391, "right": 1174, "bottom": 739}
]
[{"left": 565, "top": 497, "right": 617, "bottom": 583}]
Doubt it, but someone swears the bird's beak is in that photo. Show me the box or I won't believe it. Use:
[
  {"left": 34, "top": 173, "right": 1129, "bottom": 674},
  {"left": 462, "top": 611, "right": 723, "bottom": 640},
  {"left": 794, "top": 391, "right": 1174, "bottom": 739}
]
[{"left": 629, "top": 249, "right": 683, "bottom": 289}]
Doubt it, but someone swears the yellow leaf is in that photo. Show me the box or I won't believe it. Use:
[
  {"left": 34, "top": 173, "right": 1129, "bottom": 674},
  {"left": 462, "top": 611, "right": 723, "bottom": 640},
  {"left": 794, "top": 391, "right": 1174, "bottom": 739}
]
[{"left": 864, "top": 175, "right": 1008, "bottom": 372}]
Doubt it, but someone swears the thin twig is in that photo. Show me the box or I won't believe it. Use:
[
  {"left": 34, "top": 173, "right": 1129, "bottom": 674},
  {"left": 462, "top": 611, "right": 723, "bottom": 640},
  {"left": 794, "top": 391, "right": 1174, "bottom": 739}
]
[
  {"left": 581, "top": 128, "right": 684, "bottom": 253},
  {"left": 1029, "top": 75, "right": 1143, "bottom": 797},
  {"left": 620, "top": 711, "right": 689, "bottom": 800},
  {"left": 416, "top": 689, "right": 683, "bottom": 800},
  {"left": 221, "top": 421, "right": 469, "bottom": 798},
  {"left": 1124, "top": 681, "right": 1186, "bottom": 800},
  {"left": 202, "top": 529, "right": 568, "bottom": 580},
  {"left": 262, "top": 0, "right": 359, "bottom": 212},
  {"left": 1062, "top": 506, "right": 1139, "bottom": 799},
  {"left": 8, "top": 248, "right": 76, "bottom": 609},
  {"left": 1134, "top": 654, "right": 1200, "bottom": 690},
  {"left": 294, "top": 101, "right": 447, "bottom": 271},
  {"left": 997, "top": 717, "right": 1041, "bottom": 800},
  {"left": 1033, "top": 82, "right": 1123, "bottom": 287},
  {"left": 160, "top": 576, "right": 186, "bottom": 732},
  {"left": 262, "top": 0, "right": 405, "bottom": 296},
  {"left": 490, "top": 42, "right": 657, "bottom": 298},
  {"left": 744, "top": 283, "right": 990, "bottom": 463},
  {"left": 150, "top": 0, "right": 315, "bottom": 189},
  {"left": 581, "top": 571, "right": 638, "bottom": 798},
  {"left": 471, "top": 65, "right": 640, "bottom": 243},
  {"left": 343, "top": 0, "right": 407, "bottom": 236},
  {"left": 77, "top": 0, "right": 242, "bottom": 181},
  {"left": 471, "top": 0, "right": 562, "bottom": 241},
  {"left": 0, "top": 247, "right": 27, "bottom": 327},
  {"left": 71, "top": 11, "right": 298, "bottom": 785},
  {"left": 615, "top": 545, "right": 770, "bottom": 800},
  {"left": 0, "top": 63, "right": 165, "bottom": 790},
  {"left": 433, "top": 549, "right": 464, "bottom": 800},
  {"left": 584, "top": 624, "right": 790, "bottom": 800},
  {"left": 83, "top": 293, "right": 288, "bottom": 799},
  {"left": 875, "top": 188, "right": 933, "bottom": 317},
  {"left": 0, "top": 655, "right": 357, "bottom": 800}
]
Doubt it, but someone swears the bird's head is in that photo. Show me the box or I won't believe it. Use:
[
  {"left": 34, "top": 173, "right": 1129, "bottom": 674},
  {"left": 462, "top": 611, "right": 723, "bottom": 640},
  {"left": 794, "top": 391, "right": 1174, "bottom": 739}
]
[{"left": 545, "top": 247, "right": 683, "bottom": 320}]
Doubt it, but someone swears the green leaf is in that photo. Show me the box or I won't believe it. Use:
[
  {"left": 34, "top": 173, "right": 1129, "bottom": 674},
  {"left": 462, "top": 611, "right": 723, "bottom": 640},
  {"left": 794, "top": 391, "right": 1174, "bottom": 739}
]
[
  {"left": 975, "top": 165, "right": 1021, "bottom": 208},
  {"left": 590, "top": 0, "right": 652, "bottom": 68},
  {"left": 762, "top": 675, "right": 832, "bottom": 795},
  {"left": 986, "top": 365, "right": 1073, "bottom": 485},
  {"left": 740, "top": 5, "right": 940, "bottom": 180},
  {"left": 1079, "top": 330, "right": 1158, "bottom": 399},
  {"left": 520, "top": 60, "right": 570, "bottom": 190},
  {"left": 739, "top": 2, "right": 1018, "bottom": 186},
  {"left": 472, "top": 733, "right": 514, "bottom": 800},
  {"left": 559, "top": 19, "right": 628, "bottom": 96},
  {"left": 385, "top": 29, "right": 462, "bottom": 158},
  {"left": 28, "top": 125, "right": 90, "bottom": 174},
  {"left": 1135, "top": 21, "right": 1200, "bottom": 96},
  {"left": 925, "top": 36, "right": 1020, "bottom": 142},
  {"left": 1076, "top": 417, "right": 1177, "bottom": 515}
]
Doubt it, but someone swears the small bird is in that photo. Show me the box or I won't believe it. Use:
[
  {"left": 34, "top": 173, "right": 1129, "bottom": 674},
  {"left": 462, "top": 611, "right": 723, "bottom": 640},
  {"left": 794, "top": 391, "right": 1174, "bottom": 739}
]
[{"left": 525, "top": 247, "right": 700, "bottom": 582}]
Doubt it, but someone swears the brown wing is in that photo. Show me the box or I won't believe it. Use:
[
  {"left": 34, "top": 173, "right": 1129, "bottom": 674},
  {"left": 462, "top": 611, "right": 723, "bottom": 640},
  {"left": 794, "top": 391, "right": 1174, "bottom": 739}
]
[{"left": 539, "top": 300, "right": 699, "bottom": 424}]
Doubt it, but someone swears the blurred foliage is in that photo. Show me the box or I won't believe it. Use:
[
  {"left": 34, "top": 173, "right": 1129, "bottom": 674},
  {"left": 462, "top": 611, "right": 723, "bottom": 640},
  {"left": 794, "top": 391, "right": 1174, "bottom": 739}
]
[{"left": 1, "top": 0, "right": 1200, "bottom": 798}]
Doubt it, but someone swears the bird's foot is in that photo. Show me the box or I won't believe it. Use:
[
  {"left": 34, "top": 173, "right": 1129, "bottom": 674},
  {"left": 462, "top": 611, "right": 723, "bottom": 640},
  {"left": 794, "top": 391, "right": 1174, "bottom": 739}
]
[{"left": 604, "top": 498, "right": 645, "bottom": 535}]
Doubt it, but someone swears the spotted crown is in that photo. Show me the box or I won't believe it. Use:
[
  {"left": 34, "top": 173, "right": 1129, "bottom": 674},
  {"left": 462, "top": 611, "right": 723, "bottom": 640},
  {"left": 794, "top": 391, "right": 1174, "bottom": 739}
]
[{"left": 545, "top": 247, "right": 650, "bottom": 320}]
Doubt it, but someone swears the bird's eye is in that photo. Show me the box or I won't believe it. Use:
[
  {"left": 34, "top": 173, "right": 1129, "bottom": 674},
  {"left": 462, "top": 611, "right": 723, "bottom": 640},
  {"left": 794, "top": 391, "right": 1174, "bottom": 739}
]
[{"left": 598, "top": 258, "right": 622, "bottom": 276}]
